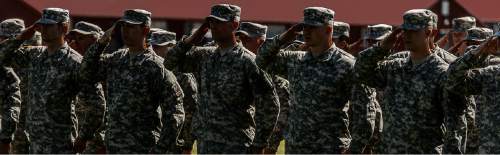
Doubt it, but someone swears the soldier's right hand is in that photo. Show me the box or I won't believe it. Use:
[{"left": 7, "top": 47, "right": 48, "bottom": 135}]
[
  {"left": 184, "top": 20, "right": 209, "bottom": 45},
  {"left": 473, "top": 36, "right": 498, "bottom": 56},
  {"left": 98, "top": 23, "right": 116, "bottom": 44},
  {"left": 16, "top": 24, "right": 38, "bottom": 41},
  {"left": 279, "top": 23, "right": 303, "bottom": 44},
  {"left": 436, "top": 31, "right": 450, "bottom": 48},
  {"left": 380, "top": 28, "right": 403, "bottom": 51}
]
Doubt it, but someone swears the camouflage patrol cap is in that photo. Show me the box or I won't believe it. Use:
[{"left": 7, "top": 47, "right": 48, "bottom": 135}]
[
  {"left": 332, "top": 21, "right": 350, "bottom": 38},
  {"left": 119, "top": 9, "right": 152, "bottom": 26},
  {"left": 465, "top": 27, "right": 493, "bottom": 42},
  {"left": 365, "top": 24, "right": 393, "bottom": 41},
  {"left": 36, "top": 8, "right": 70, "bottom": 24},
  {"left": 401, "top": 9, "right": 438, "bottom": 30},
  {"left": 452, "top": 16, "right": 476, "bottom": 32},
  {"left": 0, "top": 18, "right": 25, "bottom": 37},
  {"left": 151, "top": 30, "right": 177, "bottom": 46},
  {"left": 70, "top": 21, "right": 103, "bottom": 37},
  {"left": 207, "top": 4, "right": 241, "bottom": 22},
  {"left": 236, "top": 22, "right": 268, "bottom": 38},
  {"left": 302, "top": 7, "right": 335, "bottom": 26}
]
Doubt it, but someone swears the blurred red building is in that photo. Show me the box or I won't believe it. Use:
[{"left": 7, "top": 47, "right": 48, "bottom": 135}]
[{"left": 1, "top": 0, "right": 499, "bottom": 42}]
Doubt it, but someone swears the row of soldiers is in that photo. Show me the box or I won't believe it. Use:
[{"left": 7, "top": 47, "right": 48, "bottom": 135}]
[{"left": 0, "top": 3, "right": 499, "bottom": 154}]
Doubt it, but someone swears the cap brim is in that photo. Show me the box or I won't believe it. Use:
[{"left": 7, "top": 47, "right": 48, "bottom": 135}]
[
  {"left": 119, "top": 18, "right": 143, "bottom": 25},
  {"left": 302, "top": 21, "right": 324, "bottom": 27},
  {"left": 70, "top": 29, "right": 93, "bottom": 35},
  {"left": 207, "top": 15, "right": 229, "bottom": 22},
  {"left": 152, "top": 41, "right": 176, "bottom": 46},
  {"left": 36, "top": 18, "right": 58, "bottom": 24}
]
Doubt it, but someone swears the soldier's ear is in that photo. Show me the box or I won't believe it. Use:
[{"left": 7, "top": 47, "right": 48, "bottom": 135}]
[
  {"left": 143, "top": 26, "right": 150, "bottom": 37},
  {"left": 232, "top": 21, "right": 239, "bottom": 30},
  {"left": 326, "top": 25, "right": 333, "bottom": 35}
]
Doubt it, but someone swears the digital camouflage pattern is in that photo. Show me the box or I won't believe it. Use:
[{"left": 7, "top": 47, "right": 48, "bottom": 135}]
[
  {"left": 80, "top": 42, "right": 185, "bottom": 153},
  {"left": 302, "top": 7, "right": 335, "bottom": 26},
  {"left": 452, "top": 16, "right": 476, "bottom": 32},
  {"left": 354, "top": 45, "right": 465, "bottom": 153},
  {"left": 0, "top": 39, "right": 104, "bottom": 154},
  {"left": 165, "top": 41, "right": 279, "bottom": 153},
  {"left": 445, "top": 49, "right": 500, "bottom": 153},
  {"left": 266, "top": 75, "right": 290, "bottom": 152},
  {"left": 257, "top": 35, "right": 353, "bottom": 153},
  {"left": 0, "top": 66, "right": 21, "bottom": 145}
]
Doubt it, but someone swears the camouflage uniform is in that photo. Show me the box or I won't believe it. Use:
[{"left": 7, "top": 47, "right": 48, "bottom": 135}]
[
  {"left": 80, "top": 9, "right": 185, "bottom": 154},
  {"left": 257, "top": 7, "right": 353, "bottom": 153},
  {"left": 165, "top": 4, "right": 280, "bottom": 154},
  {"left": 354, "top": 9, "right": 464, "bottom": 153},
  {"left": 0, "top": 18, "right": 30, "bottom": 154},
  {"left": 445, "top": 42, "right": 500, "bottom": 153},
  {"left": 0, "top": 8, "right": 105, "bottom": 154},
  {"left": 442, "top": 16, "right": 476, "bottom": 50},
  {"left": 0, "top": 66, "right": 21, "bottom": 150},
  {"left": 151, "top": 28, "right": 197, "bottom": 152},
  {"left": 70, "top": 21, "right": 107, "bottom": 154},
  {"left": 459, "top": 27, "right": 494, "bottom": 154},
  {"left": 236, "top": 21, "right": 290, "bottom": 153}
]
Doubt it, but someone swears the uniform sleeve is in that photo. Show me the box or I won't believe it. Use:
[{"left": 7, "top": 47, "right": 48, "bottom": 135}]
[
  {"left": 0, "top": 39, "right": 35, "bottom": 68},
  {"left": 249, "top": 60, "right": 280, "bottom": 147},
  {"left": 354, "top": 46, "right": 391, "bottom": 89},
  {"left": 348, "top": 84, "right": 378, "bottom": 153},
  {"left": 177, "top": 73, "right": 198, "bottom": 150},
  {"left": 152, "top": 68, "right": 185, "bottom": 153},
  {"left": 256, "top": 35, "right": 301, "bottom": 77},
  {"left": 445, "top": 51, "right": 491, "bottom": 95},
  {"left": 79, "top": 42, "right": 109, "bottom": 84},
  {"left": 164, "top": 41, "right": 212, "bottom": 74},
  {"left": 442, "top": 74, "right": 468, "bottom": 154},
  {"left": 75, "top": 82, "right": 106, "bottom": 140},
  {"left": 0, "top": 68, "right": 21, "bottom": 143}
]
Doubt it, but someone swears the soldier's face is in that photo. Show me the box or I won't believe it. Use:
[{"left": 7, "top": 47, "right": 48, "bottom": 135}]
[
  {"left": 403, "top": 29, "right": 431, "bottom": 51},
  {"left": 39, "top": 23, "right": 66, "bottom": 42},
  {"left": 208, "top": 19, "right": 237, "bottom": 42},
  {"left": 121, "top": 23, "right": 148, "bottom": 47},
  {"left": 74, "top": 33, "right": 97, "bottom": 54},
  {"left": 152, "top": 44, "right": 174, "bottom": 58},
  {"left": 452, "top": 32, "right": 467, "bottom": 44},
  {"left": 303, "top": 25, "right": 330, "bottom": 47},
  {"left": 238, "top": 34, "right": 264, "bottom": 54}
]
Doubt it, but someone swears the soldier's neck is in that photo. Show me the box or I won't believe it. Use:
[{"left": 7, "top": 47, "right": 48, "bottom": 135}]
[
  {"left": 217, "top": 38, "right": 237, "bottom": 49},
  {"left": 410, "top": 48, "right": 432, "bottom": 62},
  {"left": 310, "top": 41, "right": 333, "bottom": 57},
  {"left": 128, "top": 44, "right": 147, "bottom": 55},
  {"left": 46, "top": 39, "right": 65, "bottom": 55}
]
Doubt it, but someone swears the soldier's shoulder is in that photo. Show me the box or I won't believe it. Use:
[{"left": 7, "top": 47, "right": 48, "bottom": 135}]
[{"left": 333, "top": 47, "right": 355, "bottom": 65}]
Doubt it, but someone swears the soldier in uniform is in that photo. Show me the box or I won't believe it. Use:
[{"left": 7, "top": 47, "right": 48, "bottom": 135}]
[
  {"left": 445, "top": 30, "right": 500, "bottom": 153},
  {"left": 150, "top": 29, "right": 198, "bottom": 154},
  {"left": 257, "top": 7, "right": 354, "bottom": 153},
  {"left": 0, "top": 8, "right": 104, "bottom": 153},
  {"left": 164, "top": 4, "right": 280, "bottom": 154},
  {"left": 80, "top": 9, "right": 185, "bottom": 153},
  {"left": 437, "top": 16, "right": 476, "bottom": 55},
  {"left": 0, "top": 66, "right": 21, "bottom": 154},
  {"left": 235, "top": 21, "right": 291, "bottom": 154},
  {"left": 0, "top": 18, "right": 30, "bottom": 154},
  {"left": 354, "top": 9, "right": 464, "bottom": 153},
  {"left": 332, "top": 21, "right": 351, "bottom": 52},
  {"left": 67, "top": 21, "right": 107, "bottom": 154}
]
